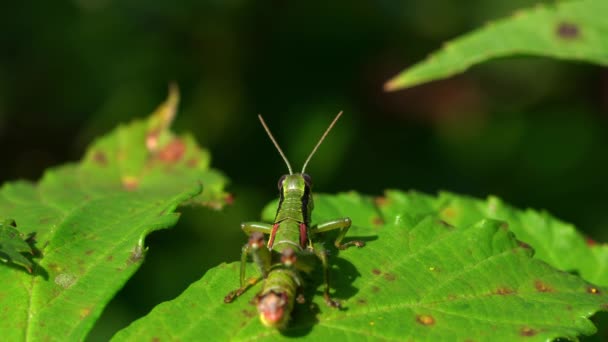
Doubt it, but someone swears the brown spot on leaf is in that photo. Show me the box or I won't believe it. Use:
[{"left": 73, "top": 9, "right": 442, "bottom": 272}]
[
  {"left": 447, "top": 294, "right": 458, "bottom": 300},
  {"left": 372, "top": 217, "right": 384, "bottom": 226},
  {"left": 535, "top": 280, "right": 552, "bottom": 292},
  {"left": 80, "top": 307, "right": 92, "bottom": 319},
  {"left": 416, "top": 314, "right": 435, "bottom": 326},
  {"left": 357, "top": 298, "right": 368, "bottom": 305},
  {"left": 371, "top": 286, "right": 380, "bottom": 293},
  {"left": 520, "top": 327, "right": 537, "bottom": 336},
  {"left": 85, "top": 250, "right": 94, "bottom": 256},
  {"left": 441, "top": 207, "right": 456, "bottom": 218},
  {"left": 158, "top": 139, "right": 186, "bottom": 163},
  {"left": 92, "top": 151, "right": 107, "bottom": 166},
  {"left": 151, "top": 337, "right": 161, "bottom": 342},
  {"left": 186, "top": 158, "right": 198, "bottom": 168},
  {"left": 242, "top": 309, "right": 255, "bottom": 318},
  {"left": 122, "top": 176, "right": 139, "bottom": 191},
  {"left": 374, "top": 196, "right": 389, "bottom": 207},
  {"left": 495, "top": 287, "right": 514, "bottom": 295},
  {"left": 556, "top": 22, "right": 580, "bottom": 40},
  {"left": 117, "top": 150, "right": 127, "bottom": 161},
  {"left": 372, "top": 269, "right": 381, "bottom": 275},
  {"left": 586, "top": 237, "right": 597, "bottom": 247},
  {"left": 225, "top": 193, "right": 235, "bottom": 206},
  {"left": 39, "top": 217, "right": 52, "bottom": 224},
  {"left": 48, "top": 263, "right": 61, "bottom": 272},
  {"left": 107, "top": 255, "right": 114, "bottom": 262},
  {"left": 383, "top": 273, "right": 396, "bottom": 281},
  {"left": 588, "top": 286, "right": 601, "bottom": 295}
]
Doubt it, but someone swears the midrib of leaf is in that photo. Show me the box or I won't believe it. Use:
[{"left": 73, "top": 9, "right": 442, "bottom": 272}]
[
  {"left": 24, "top": 274, "right": 35, "bottom": 342},
  {"left": 15, "top": 181, "right": 71, "bottom": 342}
]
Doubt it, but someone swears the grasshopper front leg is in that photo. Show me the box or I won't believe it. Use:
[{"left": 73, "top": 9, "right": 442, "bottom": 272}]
[
  {"left": 241, "top": 221, "right": 273, "bottom": 235},
  {"left": 224, "top": 231, "right": 272, "bottom": 303},
  {"left": 312, "top": 218, "right": 365, "bottom": 250},
  {"left": 239, "top": 221, "right": 273, "bottom": 283}
]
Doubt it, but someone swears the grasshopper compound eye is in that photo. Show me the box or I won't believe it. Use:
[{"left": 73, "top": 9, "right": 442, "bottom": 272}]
[
  {"left": 302, "top": 173, "right": 312, "bottom": 188},
  {"left": 277, "top": 175, "right": 287, "bottom": 190}
]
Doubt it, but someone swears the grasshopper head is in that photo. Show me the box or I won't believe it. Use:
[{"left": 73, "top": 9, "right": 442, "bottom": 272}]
[
  {"left": 257, "top": 291, "right": 290, "bottom": 329},
  {"left": 277, "top": 173, "right": 312, "bottom": 191}
]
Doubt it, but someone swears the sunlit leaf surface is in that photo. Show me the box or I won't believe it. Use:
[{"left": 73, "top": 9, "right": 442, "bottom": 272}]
[{"left": 113, "top": 191, "right": 607, "bottom": 341}]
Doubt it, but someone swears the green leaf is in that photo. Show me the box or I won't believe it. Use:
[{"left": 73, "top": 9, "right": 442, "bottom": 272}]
[
  {"left": 0, "top": 218, "right": 34, "bottom": 272},
  {"left": 384, "top": 0, "right": 608, "bottom": 91},
  {"left": 385, "top": 191, "right": 608, "bottom": 287},
  {"left": 112, "top": 191, "right": 607, "bottom": 341},
  {"left": 0, "top": 86, "right": 229, "bottom": 341}
]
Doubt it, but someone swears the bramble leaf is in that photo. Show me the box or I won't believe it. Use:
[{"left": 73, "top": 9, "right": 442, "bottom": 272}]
[
  {"left": 0, "top": 86, "right": 229, "bottom": 341},
  {"left": 385, "top": 0, "right": 608, "bottom": 91},
  {"left": 112, "top": 191, "right": 607, "bottom": 341},
  {"left": 388, "top": 190, "right": 608, "bottom": 287}
]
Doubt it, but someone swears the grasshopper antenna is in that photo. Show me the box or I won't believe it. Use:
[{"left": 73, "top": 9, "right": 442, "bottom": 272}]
[
  {"left": 301, "top": 111, "right": 343, "bottom": 174},
  {"left": 258, "top": 114, "right": 294, "bottom": 175}
]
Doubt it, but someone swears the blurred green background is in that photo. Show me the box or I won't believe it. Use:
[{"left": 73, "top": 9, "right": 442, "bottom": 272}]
[{"left": 1, "top": 0, "right": 607, "bottom": 340}]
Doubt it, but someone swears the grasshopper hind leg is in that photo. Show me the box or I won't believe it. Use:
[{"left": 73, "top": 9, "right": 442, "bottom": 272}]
[{"left": 224, "top": 277, "right": 261, "bottom": 303}]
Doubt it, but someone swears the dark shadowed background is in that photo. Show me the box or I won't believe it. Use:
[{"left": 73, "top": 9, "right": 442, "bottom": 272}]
[{"left": 1, "top": 1, "right": 607, "bottom": 340}]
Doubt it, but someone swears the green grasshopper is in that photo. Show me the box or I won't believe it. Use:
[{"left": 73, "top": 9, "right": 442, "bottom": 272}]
[{"left": 224, "top": 112, "right": 365, "bottom": 328}]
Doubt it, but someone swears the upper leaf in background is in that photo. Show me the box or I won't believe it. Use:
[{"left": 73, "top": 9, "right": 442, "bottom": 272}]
[
  {"left": 0, "top": 86, "right": 229, "bottom": 341},
  {"left": 0, "top": 218, "right": 34, "bottom": 272},
  {"left": 385, "top": 0, "right": 608, "bottom": 91},
  {"left": 113, "top": 191, "right": 608, "bottom": 341}
]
